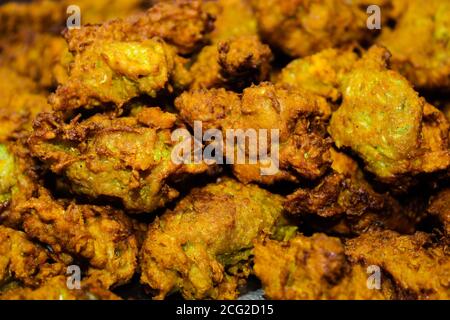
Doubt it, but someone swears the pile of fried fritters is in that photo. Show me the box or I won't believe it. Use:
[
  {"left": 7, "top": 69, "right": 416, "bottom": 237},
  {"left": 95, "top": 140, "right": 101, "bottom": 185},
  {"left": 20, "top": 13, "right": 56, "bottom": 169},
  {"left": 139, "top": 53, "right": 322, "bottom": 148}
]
[{"left": 0, "top": 0, "right": 449, "bottom": 300}]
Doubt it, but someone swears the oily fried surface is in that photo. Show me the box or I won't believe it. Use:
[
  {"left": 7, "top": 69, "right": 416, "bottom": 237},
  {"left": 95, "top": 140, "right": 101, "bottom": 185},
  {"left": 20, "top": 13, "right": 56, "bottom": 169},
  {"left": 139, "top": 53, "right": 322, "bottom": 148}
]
[
  {"left": 175, "top": 82, "right": 332, "bottom": 184},
  {"left": 0, "top": 226, "right": 65, "bottom": 288},
  {"left": 29, "top": 108, "right": 210, "bottom": 213},
  {"left": 329, "top": 46, "right": 450, "bottom": 189},
  {"left": 140, "top": 178, "right": 284, "bottom": 299},
  {"left": 19, "top": 188, "right": 138, "bottom": 288},
  {"left": 378, "top": 0, "right": 450, "bottom": 90},
  {"left": 1, "top": 0, "right": 449, "bottom": 301},
  {"left": 49, "top": 0, "right": 213, "bottom": 112},
  {"left": 254, "top": 233, "right": 395, "bottom": 299},
  {"left": 49, "top": 39, "right": 183, "bottom": 112},
  {"left": 345, "top": 230, "right": 450, "bottom": 299}
]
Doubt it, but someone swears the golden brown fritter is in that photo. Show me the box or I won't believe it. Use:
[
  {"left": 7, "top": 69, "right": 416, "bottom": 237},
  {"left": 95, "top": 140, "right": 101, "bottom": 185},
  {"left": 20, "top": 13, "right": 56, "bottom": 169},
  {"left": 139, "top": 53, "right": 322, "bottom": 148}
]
[
  {"left": 278, "top": 47, "right": 359, "bottom": 102},
  {"left": 64, "top": 0, "right": 212, "bottom": 55},
  {"left": 0, "top": 226, "right": 64, "bottom": 288},
  {"left": 378, "top": 0, "right": 450, "bottom": 90},
  {"left": 329, "top": 46, "right": 450, "bottom": 189},
  {"left": 0, "top": 276, "right": 120, "bottom": 300},
  {"left": 48, "top": 0, "right": 213, "bottom": 112},
  {"left": 346, "top": 230, "right": 450, "bottom": 299},
  {"left": 175, "top": 82, "right": 332, "bottom": 184},
  {"left": 427, "top": 188, "right": 450, "bottom": 240},
  {"left": 29, "top": 108, "right": 211, "bottom": 213},
  {"left": 254, "top": 234, "right": 395, "bottom": 299},
  {"left": 188, "top": 0, "right": 272, "bottom": 90},
  {"left": 250, "top": 0, "right": 370, "bottom": 58},
  {"left": 18, "top": 188, "right": 138, "bottom": 289},
  {"left": 49, "top": 38, "right": 187, "bottom": 113},
  {"left": 140, "top": 178, "right": 285, "bottom": 300},
  {"left": 0, "top": 67, "right": 51, "bottom": 142},
  {"left": 189, "top": 35, "right": 272, "bottom": 90}
]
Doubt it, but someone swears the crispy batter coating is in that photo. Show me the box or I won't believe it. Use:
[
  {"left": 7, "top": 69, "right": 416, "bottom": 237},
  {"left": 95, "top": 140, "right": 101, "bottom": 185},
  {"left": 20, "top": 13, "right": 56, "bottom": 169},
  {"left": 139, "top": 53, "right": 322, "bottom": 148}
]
[
  {"left": 346, "top": 230, "right": 450, "bottom": 299},
  {"left": 0, "top": 276, "right": 120, "bottom": 300},
  {"left": 49, "top": 0, "right": 214, "bottom": 112},
  {"left": 254, "top": 234, "right": 395, "bottom": 299},
  {"left": 189, "top": 0, "right": 272, "bottom": 90},
  {"left": 49, "top": 38, "right": 184, "bottom": 112},
  {"left": 18, "top": 188, "right": 138, "bottom": 288},
  {"left": 175, "top": 82, "right": 332, "bottom": 184},
  {"left": 378, "top": 0, "right": 450, "bottom": 90},
  {"left": 250, "top": 0, "right": 369, "bottom": 57},
  {"left": 189, "top": 35, "right": 272, "bottom": 90},
  {"left": 29, "top": 108, "right": 210, "bottom": 213},
  {"left": 284, "top": 148, "right": 418, "bottom": 235},
  {"left": 140, "top": 178, "right": 285, "bottom": 299},
  {"left": 278, "top": 47, "right": 358, "bottom": 102},
  {"left": 329, "top": 46, "right": 450, "bottom": 188},
  {"left": 0, "top": 67, "right": 51, "bottom": 142},
  {"left": 64, "top": 0, "right": 212, "bottom": 55},
  {"left": 0, "top": 226, "right": 64, "bottom": 288}
]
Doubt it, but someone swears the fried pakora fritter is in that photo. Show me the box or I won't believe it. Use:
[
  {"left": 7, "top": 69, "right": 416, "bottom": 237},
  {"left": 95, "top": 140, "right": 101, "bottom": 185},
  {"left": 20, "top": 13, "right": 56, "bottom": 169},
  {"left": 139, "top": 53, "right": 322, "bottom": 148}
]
[
  {"left": 1, "top": 0, "right": 449, "bottom": 302},
  {"left": 49, "top": 38, "right": 187, "bottom": 112},
  {"left": 175, "top": 82, "right": 332, "bottom": 184},
  {"left": 140, "top": 178, "right": 285, "bottom": 299},
  {"left": 188, "top": 0, "right": 272, "bottom": 90},
  {"left": 49, "top": 0, "right": 214, "bottom": 112},
  {"left": 378, "top": 0, "right": 450, "bottom": 90},
  {"left": 189, "top": 35, "right": 272, "bottom": 90},
  {"left": 18, "top": 188, "right": 138, "bottom": 289},
  {"left": 0, "top": 226, "right": 64, "bottom": 288},
  {"left": 64, "top": 0, "right": 212, "bottom": 55},
  {"left": 29, "top": 108, "right": 210, "bottom": 213},
  {"left": 329, "top": 46, "right": 450, "bottom": 189},
  {"left": 277, "top": 47, "right": 359, "bottom": 102},
  {"left": 345, "top": 230, "right": 450, "bottom": 300},
  {"left": 254, "top": 233, "right": 395, "bottom": 299},
  {"left": 0, "top": 276, "right": 120, "bottom": 300}
]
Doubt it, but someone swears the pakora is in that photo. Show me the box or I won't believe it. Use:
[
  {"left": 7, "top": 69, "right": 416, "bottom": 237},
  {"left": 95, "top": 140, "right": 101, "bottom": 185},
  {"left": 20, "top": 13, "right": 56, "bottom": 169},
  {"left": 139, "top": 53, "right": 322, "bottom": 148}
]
[{"left": 140, "top": 178, "right": 286, "bottom": 299}]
